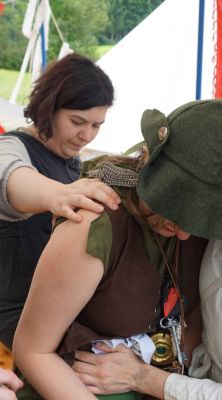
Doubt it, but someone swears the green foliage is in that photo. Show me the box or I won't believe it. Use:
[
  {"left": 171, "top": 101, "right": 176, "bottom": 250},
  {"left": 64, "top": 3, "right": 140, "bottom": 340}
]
[
  {"left": 0, "top": 1, "right": 27, "bottom": 70},
  {"left": 101, "top": 0, "right": 163, "bottom": 43},
  {"left": 48, "top": 0, "right": 110, "bottom": 60},
  {"left": 0, "top": 0, "right": 164, "bottom": 70},
  {"left": 0, "top": 0, "right": 109, "bottom": 69}
]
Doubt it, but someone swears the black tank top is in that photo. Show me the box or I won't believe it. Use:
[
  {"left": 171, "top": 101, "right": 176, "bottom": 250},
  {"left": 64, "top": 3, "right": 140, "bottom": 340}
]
[{"left": 0, "top": 131, "right": 81, "bottom": 348}]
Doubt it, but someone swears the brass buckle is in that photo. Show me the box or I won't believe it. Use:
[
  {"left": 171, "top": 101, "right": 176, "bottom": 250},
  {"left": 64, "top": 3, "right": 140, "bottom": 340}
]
[
  {"left": 150, "top": 331, "right": 174, "bottom": 366},
  {"left": 150, "top": 331, "right": 183, "bottom": 374}
]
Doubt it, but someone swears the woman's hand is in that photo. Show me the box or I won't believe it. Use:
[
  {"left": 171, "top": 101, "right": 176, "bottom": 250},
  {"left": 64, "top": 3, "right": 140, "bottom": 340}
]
[
  {"left": 0, "top": 368, "right": 23, "bottom": 400},
  {"left": 47, "top": 178, "right": 121, "bottom": 222},
  {"left": 73, "top": 343, "right": 143, "bottom": 395},
  {"left": 7, "top": 168, "right": 121, "bottom": 221},
  {"left": 73, "top": 343, "right": 168, "bottom": 399}
]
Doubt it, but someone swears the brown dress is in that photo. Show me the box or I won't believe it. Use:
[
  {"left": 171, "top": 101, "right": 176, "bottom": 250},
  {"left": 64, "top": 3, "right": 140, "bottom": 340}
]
[{"left": 57, "top": 205, "right": 207, "bottom": 376}]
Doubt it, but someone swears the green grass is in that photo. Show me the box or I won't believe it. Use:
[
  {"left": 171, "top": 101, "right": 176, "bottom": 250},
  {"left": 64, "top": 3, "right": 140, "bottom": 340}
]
[
  {"left": 95, "top": 44, "right": 113, "bottom": 59},
  {"left": 0, "top": 69, "right": 31, "bottom": 105}
]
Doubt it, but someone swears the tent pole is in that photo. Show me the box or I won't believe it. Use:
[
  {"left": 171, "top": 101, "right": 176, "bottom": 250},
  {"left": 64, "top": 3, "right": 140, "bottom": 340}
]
[
  {"left": 196, "top": 0, "right": 205, "bottom": 99},
  {"left": 40, "top": 22, "right": 47, "bottom": 68}
]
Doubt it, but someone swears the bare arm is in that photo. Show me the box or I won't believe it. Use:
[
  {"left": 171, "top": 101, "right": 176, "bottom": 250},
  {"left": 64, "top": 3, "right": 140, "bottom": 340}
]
[
  {"left": 0, "top": 135, "right": 120, "bottom": 221},
  {"left": 13, "top": 210, "right": 105, "bottom": 400},
  {"left": 7, "top": 167, "right": 120, "bottom": 222}
]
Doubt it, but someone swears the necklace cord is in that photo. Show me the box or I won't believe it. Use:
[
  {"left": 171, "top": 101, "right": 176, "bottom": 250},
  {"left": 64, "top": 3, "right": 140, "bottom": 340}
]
[{"left": 154, "top": 233, "right": 186, "bottom": 351}]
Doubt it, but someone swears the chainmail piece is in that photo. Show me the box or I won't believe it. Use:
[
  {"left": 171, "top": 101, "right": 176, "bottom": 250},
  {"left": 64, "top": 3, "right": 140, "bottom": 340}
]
[{"left": 86, "top": 162, "right": 138, "bottom": 187}]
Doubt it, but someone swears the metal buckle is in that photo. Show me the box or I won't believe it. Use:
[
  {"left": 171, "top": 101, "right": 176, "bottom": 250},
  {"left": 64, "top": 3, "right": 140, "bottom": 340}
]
[{"left": 150, "top": 317, "right": 186, "bottom": 375}]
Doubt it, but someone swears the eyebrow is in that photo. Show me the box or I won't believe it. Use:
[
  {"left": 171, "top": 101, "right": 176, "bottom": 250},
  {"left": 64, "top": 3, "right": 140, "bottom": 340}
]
[{"left": 71, "top": 115, "right": 105, "bottom": 125}]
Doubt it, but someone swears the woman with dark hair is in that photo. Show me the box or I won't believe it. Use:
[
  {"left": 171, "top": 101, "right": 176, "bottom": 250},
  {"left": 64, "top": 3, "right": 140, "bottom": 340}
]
[
  {"left": 13, "top": 100, "right": 221, "bottom": 400},
  {"left": 23, "top": 53, "right": 114, "bottom": 140},
  {"left": 0, "top": 53, "right": 120, "bottom": 352}
]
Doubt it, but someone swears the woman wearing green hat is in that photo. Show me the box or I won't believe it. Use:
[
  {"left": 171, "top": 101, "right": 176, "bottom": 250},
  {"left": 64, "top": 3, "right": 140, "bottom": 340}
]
[
  {"left": 72, "top": 99, "right": 222, "bottom": 399},
  {"left": 12, "top": 99, "right": 221, "bottom": 400}
]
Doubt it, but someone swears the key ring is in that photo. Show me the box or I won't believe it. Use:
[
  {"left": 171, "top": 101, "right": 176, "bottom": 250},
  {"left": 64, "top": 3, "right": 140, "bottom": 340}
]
[{"left": 160, "top": 316, "right": 178, "bottom": 329}]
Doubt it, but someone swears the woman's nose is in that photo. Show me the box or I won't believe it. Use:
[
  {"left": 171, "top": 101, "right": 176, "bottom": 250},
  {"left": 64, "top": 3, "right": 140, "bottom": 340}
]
[{"left": 79, "top": 125, "right": 97, "bottom": 143}]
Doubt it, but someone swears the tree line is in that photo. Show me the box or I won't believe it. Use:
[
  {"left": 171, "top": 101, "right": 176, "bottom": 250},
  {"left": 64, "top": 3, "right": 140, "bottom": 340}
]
[{"left": 0, "top": 0, "right": 163, "bottom": 70}]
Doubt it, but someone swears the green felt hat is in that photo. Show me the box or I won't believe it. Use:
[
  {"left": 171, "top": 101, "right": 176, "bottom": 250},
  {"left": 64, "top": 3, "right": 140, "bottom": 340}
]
[{"left": 137, "top": 99, "right": 222, "bottom": 240}]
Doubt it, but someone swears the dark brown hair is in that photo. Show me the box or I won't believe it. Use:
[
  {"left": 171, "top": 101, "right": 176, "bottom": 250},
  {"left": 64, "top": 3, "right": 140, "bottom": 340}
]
[{"left": 24, "top": 53, "right": 114, "bottom": 139}]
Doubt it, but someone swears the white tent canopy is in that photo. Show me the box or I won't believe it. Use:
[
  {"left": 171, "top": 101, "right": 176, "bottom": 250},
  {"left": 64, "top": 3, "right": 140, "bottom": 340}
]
[
  {"left": 0, "top": 97, "right": 26, "bottom": 131},
  {"left": 2, "top": 0, "right": 214, "bottom": 157},
  {"left": 88, "top": 0, "right": 214, "bottom": 154}
]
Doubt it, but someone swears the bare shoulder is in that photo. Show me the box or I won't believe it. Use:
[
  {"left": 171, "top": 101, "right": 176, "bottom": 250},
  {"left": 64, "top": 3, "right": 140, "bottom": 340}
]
[
  {"left": 56, "top": 209, "right": 102, "bottom": 232},
  {"left": 51, "top": 209, "right": 103, "bottom": 252}
]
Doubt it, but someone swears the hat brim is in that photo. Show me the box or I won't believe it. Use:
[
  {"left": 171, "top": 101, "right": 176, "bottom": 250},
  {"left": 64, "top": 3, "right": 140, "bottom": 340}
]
[{"left": 137, "top": 153, "right": 222, "bottom": 240}]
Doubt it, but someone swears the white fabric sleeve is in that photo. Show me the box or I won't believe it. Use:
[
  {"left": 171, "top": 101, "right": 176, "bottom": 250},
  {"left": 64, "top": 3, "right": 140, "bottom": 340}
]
[
  {"left": 0, "top": 135, "right": 37, "bottom": 220},
  {"left": 164, "top": 373, "right": 222, "bottom": 400},
  {"left": 198, "top": 240, "right": 222, "bottom": 382},
  {"left": 164, "top": 241, "right": 222, "bottom": 400}
]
